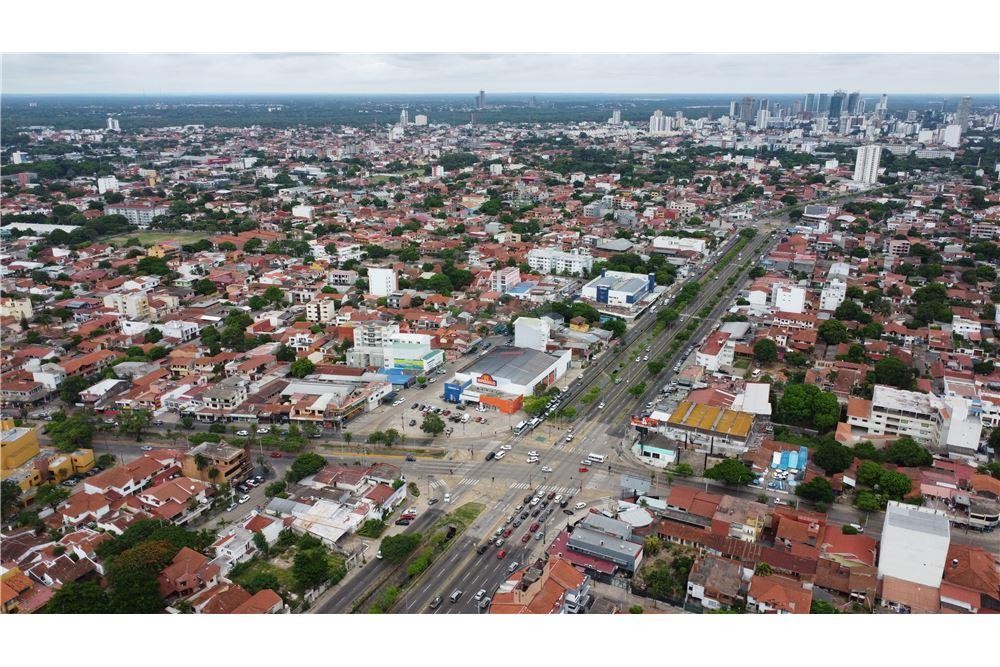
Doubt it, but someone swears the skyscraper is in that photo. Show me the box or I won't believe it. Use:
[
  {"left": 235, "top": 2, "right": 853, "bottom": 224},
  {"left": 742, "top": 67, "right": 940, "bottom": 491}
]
[
  {"left": 804, "top": 94, "right": 815, "bottom": 114},
  {"left": 755, "top": 109, "right": 770, "bottom": 131},
  {"left": 956, "top": 96, "right": 972, "bottom": 130},
  {"left": 877, "top": 94, "right": 889, "bottom": 114},
  {"left": 853, "top": 144, "right": 882, "bottom": 185},
  {"left": 106, "top": 116, "right": 120, "bottom": 132},
  {"left": 648, "top": 109, "right": 672, "bottom": 134},
  {"left": 846, "top": 91, "right": 861, "bottom": 115},
  {"left": 477, "top": 90, "right": 486, "bottom": 109},
  {"left": 611, "top": 109, "right": 621, "bottom": 124},
  {"left": 829, "top": 91, "right": 847, "bottom": 119},
  {"left": 817, "top": 93, "right": 830, "bottom": 114},
  {"left": 739, "top": 96, "right": 755, "bottom": 122},
  {"left": 729, "top": 101, "right": 738, "bottom": 118},
  {"left": 399, "top": 109, "right": 409, "bottom": 126}
]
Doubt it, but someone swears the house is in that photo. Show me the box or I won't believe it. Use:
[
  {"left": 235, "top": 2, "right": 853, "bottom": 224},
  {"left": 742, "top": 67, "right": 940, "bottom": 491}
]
[
  {"left": 685, "top": 554, "right": 745, "bottom": 611},
  {"left": 158, "top": 546, "right": 220, "bottom": 599},
  {"left": 747, "top": 573, "right": 813, "bottom": 614},
  {"left": 490, "top": 558, "right": 592, "bottom": 614}
]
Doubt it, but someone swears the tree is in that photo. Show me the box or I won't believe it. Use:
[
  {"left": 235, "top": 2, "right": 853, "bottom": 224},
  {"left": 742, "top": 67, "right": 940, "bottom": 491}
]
[
  {"left": 704, "top": 459, "right": 754, "bottom": 486},
  {"left": 753, "top": 338, "right": 778, "bottom": 364},
  {"left": 180, "top": 415, "right": 195, "bottom": 430},
  {"left": 873, "top": 357, "right": 914, "bottom": 390},
  {"left": 2, "top": 480, "right": 22, "bottom": 519},
  {"left": 796, "top": 476, "right": 835, "bottom": 504},
  {"left": 107, "top": 540, "right": 176, "bottom": 613},
  {"left": 813, "top": 439, "right": 855, "bottom": 475},
  {"left": 275, "top": 343, "right": 296, "bottom": 362},
  {"left": 144, "top": 327, "right": 163, "bottom": 344},
  {"left": 818, "top": 319, "right": 850, "bottom": 345},
  {"left": 96, "top": 453, "right": 116, "bottom": 468},
  {"left": 643, "top": 536, "right": 662, "bottom": 557},
  {"left": 856, "top": 460, "right": 885, "bottom": 487},
  {"left": 855, "top": 490, "right": 884, "bottom": 512},
  {"left": 46, "top": 580, "right": 111, "bottom": 614},
  {"left": 286, "top": 452, "right": 327, "bottom": 483},
  {"left": 58, "top": 375, "right": 88, "bottom": 404},
  {"left": 265, "top": 480, "right": 287, "bottom": 497},
  {"left": 289, "top": 358, "right": 315, "bottom": 378},
  {"left": 811, "top": 599, "right": 839, "bottom": 614},
  {"left": 421, "top": 413, "right": 445, "bottom": 437},
  {"left": 292, "top": 546, "right": 332, "bottom": 592},
  {"left": 36, "top": 483, "right": 70, "bottom": 510},
  {"left": 776, "top": 384, "right": 840, "bottom": 432},
  {"left": 252, "top": 531, "right": 269, "bottom": 558},
  {"left": 882, "top": 436, "right": 932, "bottom": 468},
  {"left": 118, "top": 409, "right": 153, "bottom": 442},
  {"left": 674, "top": 463, "right": 694, "bottom": 477},
  {"left": 46, "top": 413, "right": 95, "bottom": 451},
  {"left": 647, "top": 360, "right": 665, "bottom": 375},
  {"left": 879, "top": 470, "right": 913, "bottom": 500},
  {"left": 379, "top": 533, "right": 422, "bottom": 563}
]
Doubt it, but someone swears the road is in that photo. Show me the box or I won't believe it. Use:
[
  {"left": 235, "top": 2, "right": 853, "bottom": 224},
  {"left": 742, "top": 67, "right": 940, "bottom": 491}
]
[{"left": 389, "top": 213, "right": 788, "bottom": 613}]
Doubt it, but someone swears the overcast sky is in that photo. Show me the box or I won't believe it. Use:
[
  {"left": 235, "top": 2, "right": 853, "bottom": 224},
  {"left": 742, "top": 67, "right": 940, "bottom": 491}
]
[{"left": 3, "top": 53, "right": 998, "bottom": 95}]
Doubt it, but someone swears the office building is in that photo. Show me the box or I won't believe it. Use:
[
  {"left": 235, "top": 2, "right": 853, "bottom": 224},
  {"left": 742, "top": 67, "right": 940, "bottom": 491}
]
[
  {"left": 817, "top": 93, "right": 830, "bottom": 114},
  {"left": 877, "top": 93, "right": 888, "bottom": 114},
  {"left": 846, "top": 91, "right": 861, "bottom": 115},
  {"left": 804, "top": 93, "right": 816, "bottom": 113},
  {"left": 739, "top": 96, "right": 755, "bottom": 122},
  {"left": 477, "top": 90, "right": 485, "bottom": 109},
  {"left": 490, "top": 265, "right": 521, "bottom": 294},
  {"left": 878, "top": 501, "right": 950, "bottom": 589},
  {"left": 366, "top": 267, "right": 397, "bottom": 297},
  {"left": 853, "top": 144, "right": 882, "bottom": 185},
  {"left": 106, "top": 116, "right": 120, "bottom": 132},
  {"left": 97, "top": 175, "right": 119, "bottom": 194},
  {"left": 649, "top": 109, "right": 672, "bottom": 134},
  {"left": 581, "top": 269, "right": 655, "bottom": 309},
  {"left": 413, "top": 114, "right": 428, "bottom": 126},
  {"left": 399, "top": 109, "right": 408, "bottom": 126},
  {"left": 829, "top": 90, "right": 847, "bottom": 119},
  {"left": 611, "top": 109, "right": 621, "bottom": 124},
  {"left": 956, "top": 96, "right": 972, "bottom": 131}
]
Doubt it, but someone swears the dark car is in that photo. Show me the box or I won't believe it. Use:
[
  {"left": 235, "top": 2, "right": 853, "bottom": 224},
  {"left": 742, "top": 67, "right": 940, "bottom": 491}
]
[
  {"left": 521, "top": 533, "right": 531, "bottom": 543},
  {"left": 429, "top": 595, "right": 443, "bottom": 610},
  {"left": 395, "top": 518, "right": 412, "bottom": 526},
  {"left": 520, "top": 511, "right": 530, "bottom": 520},
  {"left": 409, "top": 419, "right": 417, "bottom": 427},
  {"left": 476, "top": 543, "right": 489, "bottom": 555},
  {"left": 405, "top": 454, "right": 416, "bottom": 462},
  {"left": 485, "top": 451, "right": 496, "bottom": 461},
  {"left": 411, "top": 403, "right": 419, "bottom": 410},
  {"left": 523, "top": 494, "right": 534, "bottom": 505},
  {"left": 547, "top": 491, "right": 556, "bottom": 500},
  {"left": 531, "top": 508, "right": 541, "bottom": 517},
  {"left": 559, "top": 499, "right": 569, "bottom": 508},
  {"left": 563, "top": 509, "right": 574, "bottom": 515},
  {"left": 456, "top": 404, "right": 466, "bottom": 411}
]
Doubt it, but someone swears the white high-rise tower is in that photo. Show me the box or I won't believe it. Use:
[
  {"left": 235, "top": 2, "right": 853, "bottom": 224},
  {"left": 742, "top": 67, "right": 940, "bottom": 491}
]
[{"left": 853, "top": 145, "right": 882, "bottom": 185}]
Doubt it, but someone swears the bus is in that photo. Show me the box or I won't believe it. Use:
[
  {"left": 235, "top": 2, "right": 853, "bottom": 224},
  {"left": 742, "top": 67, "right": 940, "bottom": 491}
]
[
  {"left": 513, "top": 420, "right": 528, "bottom": 435},
  {"left": 587, "top": 453, "right": 606, "bottom": 464}
]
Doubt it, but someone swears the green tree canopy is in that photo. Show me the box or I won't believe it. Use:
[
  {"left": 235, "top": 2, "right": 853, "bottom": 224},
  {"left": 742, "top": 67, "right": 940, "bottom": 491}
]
[{"left": 704, "top": 458, "right": 755, "bottom": 486}]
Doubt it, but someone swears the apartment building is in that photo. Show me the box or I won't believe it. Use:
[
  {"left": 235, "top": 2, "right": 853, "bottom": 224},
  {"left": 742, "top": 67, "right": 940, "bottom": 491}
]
[
  {"left": 490, "top": 265, "right": 521, "bottom": 294},
  {"left": 181, "top": 441, "right": 252, "bottom": 486},
  {"left": 526, "top": 247, "right": 594, "bottom": 276},
  {"left": 104, "top": 200, "right": 170, "bottom": 227},
  {"left": 846, "top": 384, "right": 946, "bottom": 446},
  {"left": 305, "top": 297, "right": 337, "bottom": 324},
  {"left": 103, "top": 291, "right": 150, "bottom": 320}
]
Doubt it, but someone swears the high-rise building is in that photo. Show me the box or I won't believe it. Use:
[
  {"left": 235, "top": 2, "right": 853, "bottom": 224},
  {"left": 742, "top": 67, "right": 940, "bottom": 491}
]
[
  {"left": 856, "top": 99, "right": 866, "bottom": 116},
  {"left": 648, "top": 109, "right": 672, "bottom": 134},
  {"left": 829, "top": 91, "right": 847, "bottom": 119},
  {"left": 853, "top": 144, "right": 882, "bottom": 185},
  {"left": 414, "top": 114, "right": 428, "bottom": 126},
  {"left": 739, "top": 96, "right": 755, "bottom": 122},
  {"left": 755, "top": 109, "right": 770, "bottom": 131},
  {"left": 817, "top": 93, "right": 830, "bottom": 114},
  {"left": 611, "top": 109, "right": 621, "bottom": 124},
  {"left": 877, "top": 94, "right": 889, "bottom": 114},
  {"left": 804, "top": 94, "right": 815, "bottom": 114},
  {"left": 106, "top": 116, "right": 120, "bottom": 132},
  {"left": 956, "top": 96, "right": 972, "bottom": 131},
  {"left": 942, "top": 124, "right": 962, "bottom": 148},
  {"left": 758, "top": 98, "right": 769, "bottom": 114},
  {"left": 367, "top": 267, "right": 398, "bottom": 297},
  {"left": 729, "top": 101, "right": 738, "bottom": 118},
  {"left": 399, "top": 109, "right": 409, "bottom": 126},
  {"left": 846, "top": 91, "right": 861, "bottom": 115},
  {"left": 477, "top": 90, "right": 486, "bottom": 109}
]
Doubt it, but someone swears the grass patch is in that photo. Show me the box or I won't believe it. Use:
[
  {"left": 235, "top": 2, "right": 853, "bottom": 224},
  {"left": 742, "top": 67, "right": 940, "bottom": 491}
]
[
  {"left": 356, "top": 519, "right": 387, "bottom": 538},
  {"left": 432, "top": 502, "right": 484, "bottom": 536},
  {"left": 230, "top": 559, "right": 297, "bottom": 593},
  {"left": 107, "top": 230, "right": 212, "bottom": 247},
  {"left": 733, "top": 357, "right": 751, "bottom": 369}
]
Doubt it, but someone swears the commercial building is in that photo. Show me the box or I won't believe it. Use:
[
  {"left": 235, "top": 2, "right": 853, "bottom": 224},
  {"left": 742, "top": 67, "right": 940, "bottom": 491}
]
[
  {"left": 443, "top": 346, "right": 571, "bottom": 414},
  {"left": 104, "top": 200, "right": 170, "bottom": 227},
  {"left": 526, "top": 247, "right": 593, "bottom": 276},
  {"left": 490, "top": 265, "right": 521, "bottom": 294},
  {"left": 366, "top": 267, "right": 397, "bottom": 297},
  {"left": 853, "top": 145, "right": 882, "bottom": 185},
  {"left": 878, "top": 501, "right": 951, "bottom": 612},
  {"left": 513, "top": 317, "right": 550, "bottom": 352},
  {"left": 181, "top": 442, "right": 253, "bottom": 486},
  {"left": 772, "top": 284, "right": 806, "bottom": 314},
  {"left": 566, "top": 519, "right": 643, "bottom": 573},
  {"left": 659, "top": 400, "right": 755, "bottom": 454},
  {"left": 1, "top": 422, "right": 40, "bottom": 475},
  {"left": 580, "top": 269, "right": 655, "bottom": 310},
  {"left": 381, "top": 332, "right": 444, "bottom": 373},
  {"left": 652, "top": 235, "right": 708, "bottom": 255}
]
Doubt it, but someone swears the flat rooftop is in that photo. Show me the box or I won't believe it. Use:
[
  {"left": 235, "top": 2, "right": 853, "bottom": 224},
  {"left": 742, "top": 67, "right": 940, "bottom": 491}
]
[
  {"left": 458, "top": 347, "right": 563, "bottom": 385},
  {"left": 884, "top": 500, "right": 950, "bottom": 539}
]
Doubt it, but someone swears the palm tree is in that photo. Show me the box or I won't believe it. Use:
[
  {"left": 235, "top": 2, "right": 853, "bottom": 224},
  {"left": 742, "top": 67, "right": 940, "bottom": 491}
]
[{"left": 194, "top": 453, "right": 209, "bottom": 471}]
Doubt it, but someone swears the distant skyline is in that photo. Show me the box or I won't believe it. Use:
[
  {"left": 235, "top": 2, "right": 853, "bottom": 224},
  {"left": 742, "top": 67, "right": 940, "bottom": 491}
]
[{"left": 3, "top": 53, "right": 998, "bottom": 96}]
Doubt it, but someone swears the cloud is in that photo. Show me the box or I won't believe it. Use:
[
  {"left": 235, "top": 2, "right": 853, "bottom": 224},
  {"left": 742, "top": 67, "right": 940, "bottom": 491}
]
[{"left": 2, "top": 53, "right": 997, "bottom": 94}]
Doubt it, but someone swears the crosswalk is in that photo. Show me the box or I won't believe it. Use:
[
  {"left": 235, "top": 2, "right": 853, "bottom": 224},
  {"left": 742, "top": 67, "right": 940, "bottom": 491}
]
[
  {"left": 429, "top": 480, "right": 447, "bottom": 490},
  {"left": 508, "top": 480, "right": 578, "bottom": 495},
  {"left": 456, "top": 478, "right": 480, "bottom": 488}
]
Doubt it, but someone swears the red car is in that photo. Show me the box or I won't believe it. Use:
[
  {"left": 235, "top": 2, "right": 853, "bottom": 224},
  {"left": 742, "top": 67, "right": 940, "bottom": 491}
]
[
  {"left": 546, "top": 491, "right": 556, "bottom": 500},
  {"left": 497, "top": 549, "right": 507, "bottom": 559},
  {"left": 578, "top": 466, "right": 589, "bottom": 473},
  {"left": 502, "top": 527, "right": 512, "bottom": 538},
  {"left": 269, "top": 451, "right": 282, "bottom": 458},
  {"left": 521, "top": 533, "right": 531, "bottom": 543},
  {"left": 529, "top": 522, "right": 540, "bottom": 532}
]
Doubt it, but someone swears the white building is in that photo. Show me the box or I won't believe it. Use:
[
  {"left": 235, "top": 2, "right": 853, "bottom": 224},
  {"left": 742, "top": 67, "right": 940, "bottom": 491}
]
[
  {"left": 772, "top": 284, "right": 806, "bottom": 314},
  {"left": 106, "top": 117, "right": 120, "bottom": 132},
  {"left": 648, "top": 110, "right": 672, "bottom": 134},
  {"left": 942, "top": 124, "right": 962, "bottom": 149},
  {"left": 755, "top": 109, "right": 770, "bottom": 131},
  {"left": 853, "top": 145, "right": 882, "bottom": 185},
  {"left": 695, "top": 330, "right": 734, "bottom": 372},
  {"left": 878, "top": 501, "right": 950, "bottom": 588},
  {"left": 103, "top": 292, "right": 150, "bottom": 320},
  {"left": 104, "top": 201, "right": 170, "bottom": 227},
  {"left": 526, "top": 247, "right": 594, "bottom": 276},
  {"left": 489, "top": 163, "right": 503, "bottom": 176},
  {"left": 652, "top": 236, "right": 707, "bottom": 255},
  {"left": 367, "top": 267, "right": 397, "bottom": 297},
  {"left": 490, "top": 265, "right": 521, "bottom": 294},
  {"left": 305, "top": 298, "right": 337, "bottom": 324},
  {"left": 513, "top": 317, "right": 550, "bottom": 352},
  {"left": 414, "top": 114, "right": 428, "bottom": 126},
  {"left": 819, "top": 279, "right": 847, "bottom": 312},
  {"left": 382, "top": 333, "right": 444, "bottom": 373},
  {"left": 97, "top": 176, "right": 119, "bottom": 194},
  {"left": 847, "top": 385, "right": 946, "bottom": 446},
  {"left": 291, "top": 204, "right": 314, "bottom": 220},
  {"left": 581, "top": 269, "right": 655, "bottom": 310}
]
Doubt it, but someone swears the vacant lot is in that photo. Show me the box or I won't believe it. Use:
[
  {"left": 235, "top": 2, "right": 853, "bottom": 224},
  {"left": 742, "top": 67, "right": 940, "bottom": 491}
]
[{"left": 108, "top": 230, "right": 212, "bottom": 246}]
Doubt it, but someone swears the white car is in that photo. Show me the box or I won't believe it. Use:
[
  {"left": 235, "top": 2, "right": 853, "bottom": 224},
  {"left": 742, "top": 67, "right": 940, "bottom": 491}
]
[
  {"left": 473, "top": 588, "right": 487, "bottom": 601},
  {"left": 527, "top": 450, "right": 538, "bottom": 457},
  {"left": 256, "top": 427, "right": 270, "bottom": 435},
  {"left": 526, "top": 456, "right": 540, "bottom": 464},
  {"left": 236, "top": 429, "right": 249, "bottom": 436},
  {"left": 140, "top": 445, "right": 153, "bottom": 451},
  {"left": 564, "top": 433, "right": 574, "bottom": 442},
  {"left": 494, "top": 450, "right": 506, "bottom": 460},
  {"left": 554, "top": 494, "right": 563, "bottom": 503},
  {"left": 574, "top": 502, "right": 587, "bottom": 510},
  {"left": 541, "top": 466, "right": 553, "bottom": 473},
  {"left": 598, "top": 402, "right": 606, "bottom": 409},
  {"left": 444, "top": 493, "right": 452, "bottom": 503},
  {"left": 376, "top": 550, "right": 383, "bottom": 559},
  {"left": 500, "top": 444, "right": 512, "bottom": 451},
  {"left": 238, "top": 494, "right": 251, "bottom": 504}
]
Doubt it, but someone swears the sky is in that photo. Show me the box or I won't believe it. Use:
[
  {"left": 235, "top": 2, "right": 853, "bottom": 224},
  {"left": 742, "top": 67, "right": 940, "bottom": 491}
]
[{"left": 2, "top": 53, "right": 998, "bottom": 96}]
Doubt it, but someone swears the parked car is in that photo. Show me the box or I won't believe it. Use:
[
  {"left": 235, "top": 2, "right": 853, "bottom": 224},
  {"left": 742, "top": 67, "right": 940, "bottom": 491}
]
[
  {"left": 541, "top": 466, "right": 553, "bottom": 473},
  {"left": 478, "top": 596, "right": 491, "bottom": 610},
  {"left": 408, "top": 419, "right": 417, "bottom": 427},
  {"left": 578, "top": 466, "right": 589, "bottom": 473},
  {"left": 485, "top": 451, "right": 496, "bottom": 461},
  {"left": 496, "top": 549, "right": 507, "bottom": 559},
  {"left": 405, "top": 454, "right": 416, "bottom": 462},
  {"left": 521, "top": 533, "right": 531, "bottom": 543},
  {"left": 226, "top": 503, "right": 238, "bottom": 512},
  {"left": 507, "top": 560, "right": 520, "bottom": 573},
  {"left": 395, "top": 518, "right": 411, "bottom": 526},
  {"left": 236, "top": 429, "right": 249, "bottom": 436},
  {"left": 256, "top": 427, "right": 270, "bottom": 434},
  {"left": 546, "top": 491, "right": 556, "bottom": 500},
  {"left": 269, "top": 451, "right": 282, "bottom": 458},
  {"left": 574, "top": 501, "right": 587, "bottom": 510},
  {"left": 140, "top": 445, "right": 153, "bottom": 451},
  {"left": 473, "top": 589, "right": 487, "bottom": 601},
  {"left": 238, "top": 494, "right": 251, "bottom": 504}
]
